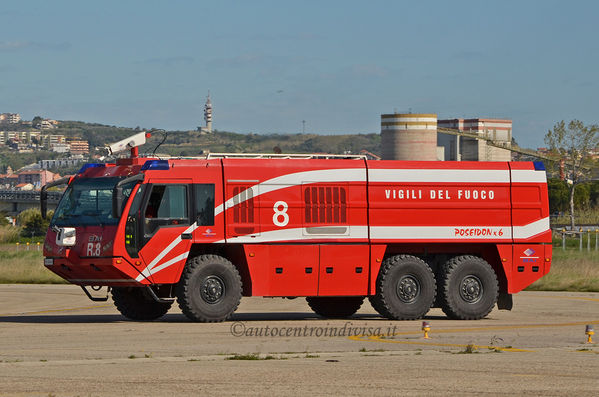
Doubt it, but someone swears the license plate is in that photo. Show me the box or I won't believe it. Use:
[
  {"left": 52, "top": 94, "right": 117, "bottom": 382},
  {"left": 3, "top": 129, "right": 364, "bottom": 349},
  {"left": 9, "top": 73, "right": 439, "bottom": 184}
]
[{"left": 44, "top": 258, "right": 54, "bottom": 266}]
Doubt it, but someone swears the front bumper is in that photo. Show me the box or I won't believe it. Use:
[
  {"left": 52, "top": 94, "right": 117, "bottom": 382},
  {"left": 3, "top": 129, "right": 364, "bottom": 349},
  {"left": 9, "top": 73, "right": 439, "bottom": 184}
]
[{"left": 44, "top": 256, "right": 149, "bottom": 286}]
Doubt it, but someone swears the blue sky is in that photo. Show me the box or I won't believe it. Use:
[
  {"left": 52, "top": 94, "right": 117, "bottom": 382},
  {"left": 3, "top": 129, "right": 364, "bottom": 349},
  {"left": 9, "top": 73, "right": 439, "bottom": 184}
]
[{"left": 1, "top": 0, "right": 597, "bottom": 148}]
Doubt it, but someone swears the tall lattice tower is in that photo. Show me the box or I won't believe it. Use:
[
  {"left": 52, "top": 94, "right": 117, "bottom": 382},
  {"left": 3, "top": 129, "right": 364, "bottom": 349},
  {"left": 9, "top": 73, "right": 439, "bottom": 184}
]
[{"left": 203, "top": 92, "right": 212, "bottom": 133}]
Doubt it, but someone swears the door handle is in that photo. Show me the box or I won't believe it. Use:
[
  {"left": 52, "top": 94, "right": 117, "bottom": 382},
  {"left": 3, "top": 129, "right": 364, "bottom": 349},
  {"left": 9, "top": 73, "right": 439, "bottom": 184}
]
[{"left": 181, "top": 233, "right": 192, "bottom": 240}]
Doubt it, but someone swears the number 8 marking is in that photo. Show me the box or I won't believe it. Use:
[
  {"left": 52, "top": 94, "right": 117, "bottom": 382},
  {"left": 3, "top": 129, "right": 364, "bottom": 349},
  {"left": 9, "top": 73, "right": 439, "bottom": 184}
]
[{"left": 273, "top": 201, "right": 289, "bottom": 227}]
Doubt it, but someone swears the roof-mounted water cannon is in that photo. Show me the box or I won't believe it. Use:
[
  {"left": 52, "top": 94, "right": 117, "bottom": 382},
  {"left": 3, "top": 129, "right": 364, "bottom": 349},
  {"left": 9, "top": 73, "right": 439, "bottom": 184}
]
[{"left": 106, "top": 131, "right": 152, "bottom": 158}]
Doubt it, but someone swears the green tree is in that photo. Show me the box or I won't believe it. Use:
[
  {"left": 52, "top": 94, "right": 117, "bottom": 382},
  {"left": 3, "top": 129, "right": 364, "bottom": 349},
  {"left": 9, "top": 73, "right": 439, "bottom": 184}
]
[
  {"left": 547, "top": 178, "right": 569, "bottom": 213},
  {"left": 0, "top": 211, "right": 10, "bottom": 226},
  {"left": 589, "top": 181, "right": 599, "bottom": 207},
  {"left": 574, "top": 183, "right": 591, "bottom": 210},
  {"left": 17, "top": 208, "right": 52, "bottom": 237},
  {"left": 545, "top": 120, "right": 599, "bottom": 228},
  {"left": 31, "top": 116, "right": 43, "bottom": 127}
]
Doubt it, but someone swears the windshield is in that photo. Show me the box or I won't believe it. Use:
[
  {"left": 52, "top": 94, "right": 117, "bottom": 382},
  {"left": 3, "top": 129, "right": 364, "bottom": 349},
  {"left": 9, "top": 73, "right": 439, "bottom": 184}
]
[{"left": 51, "top": 177, "right": 134, "bottom": 227}]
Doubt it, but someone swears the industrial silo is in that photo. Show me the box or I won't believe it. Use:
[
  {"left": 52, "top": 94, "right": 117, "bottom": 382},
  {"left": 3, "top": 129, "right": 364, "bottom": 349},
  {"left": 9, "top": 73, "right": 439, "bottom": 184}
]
[{"left": 380, "top": 113, "right": 438, "bottom": 160}]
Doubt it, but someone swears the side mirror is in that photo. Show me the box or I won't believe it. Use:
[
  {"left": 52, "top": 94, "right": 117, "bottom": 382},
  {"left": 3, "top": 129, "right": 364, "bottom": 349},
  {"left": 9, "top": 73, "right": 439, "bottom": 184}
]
[
  {"left": 112, "top": 185, "right": 124, "bottom": 218},
  {"left": 41, "top": 189, "right": 48, "bottom": 219},
  {"left": 40, "top": 176, "right": 71, "bottom": 219}
]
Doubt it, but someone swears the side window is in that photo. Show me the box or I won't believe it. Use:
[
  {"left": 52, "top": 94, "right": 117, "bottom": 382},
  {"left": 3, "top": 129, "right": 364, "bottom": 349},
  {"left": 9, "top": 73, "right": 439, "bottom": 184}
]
[
  {"left": 195, "top": 184, "right": 215, "bottom": 226},
  {"left": 125, "top": 184, "right": 146, "bottom": 257},
  {"left": 143, "top": 184, "right": 189, "bottom": 237}
]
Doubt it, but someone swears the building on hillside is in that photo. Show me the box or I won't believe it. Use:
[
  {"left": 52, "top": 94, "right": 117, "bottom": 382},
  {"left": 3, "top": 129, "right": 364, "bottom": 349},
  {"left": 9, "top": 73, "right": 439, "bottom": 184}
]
[
  {"left": 38, "top": 119, "right": 58, "bottom": 129},
  {"left": 0, "top": 131, "right": 19, "bottom": 144},
  {"left": 0, "top": 130, "right": 43, "bottom": 146},
  {"left": 437, "top": 118, "right": 512, "bottom": 161},
  {"left": 0, "top": 167, "right": 18, "bottom": 188},
  {"left": 27, "top": 131, "right": 42, "bottom": 144},
  {"left": 39, "top": 157, "right": 85, "bottom": 169},
  {"left": 69, "top": 140, "right": 89, "bottom": 155},
  {"left": 17, "top": 170, "right": 60, "bottom": 189},
  {"left": 42, "top": 134, "right": 65, "bottom": 149},
  {"left": 15, "top": 183, "right": 34, "bottom": 191},
  {"left": 0, "top": 113, "right": 21, "bottom": 124},
  {"left": 51, "top": 143, "right": 70, "bottom": 153}
]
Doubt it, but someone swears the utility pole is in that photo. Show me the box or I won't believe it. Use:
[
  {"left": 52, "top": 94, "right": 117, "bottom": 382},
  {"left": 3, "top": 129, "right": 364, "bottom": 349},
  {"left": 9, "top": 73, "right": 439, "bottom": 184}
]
[{"left": 302, "top": 120, "right": 306, "bottom": 134}]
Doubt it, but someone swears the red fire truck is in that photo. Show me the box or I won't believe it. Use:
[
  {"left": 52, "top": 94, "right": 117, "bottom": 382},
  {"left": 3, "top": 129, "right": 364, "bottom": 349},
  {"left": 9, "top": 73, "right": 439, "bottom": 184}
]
[{"left": 41, "top": 145, "right": 551, "bottom": 322}]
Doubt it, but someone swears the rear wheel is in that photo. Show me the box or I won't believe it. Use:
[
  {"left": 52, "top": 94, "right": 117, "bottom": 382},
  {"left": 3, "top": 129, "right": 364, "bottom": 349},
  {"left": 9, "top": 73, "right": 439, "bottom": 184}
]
[
  {"left": 112, "top": 287, "right": 172, "bottom": 321},
  {"left": 440, "top": 255, "right": 498, "bottom": 320},
  {"left": 176, "top": 254, "right": 242, "bottom": 322},
  {"left": 369, "top": 255, "right": 436, "bottom": 320},
  {"left": 306, "top": 296, "right": 364, "bottom": 318}
]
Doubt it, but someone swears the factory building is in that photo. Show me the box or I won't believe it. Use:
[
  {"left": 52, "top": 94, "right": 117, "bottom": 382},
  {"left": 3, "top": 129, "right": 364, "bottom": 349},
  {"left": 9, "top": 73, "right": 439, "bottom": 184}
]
[
  {"left": 380, "top": 113, "right": 438, "bottom": 161},
  {"left": 437, "top": 118, "right": 512, "bottom": 162},
  {"left": 380, "top": 112, "right": 512, "bottom": 162}
]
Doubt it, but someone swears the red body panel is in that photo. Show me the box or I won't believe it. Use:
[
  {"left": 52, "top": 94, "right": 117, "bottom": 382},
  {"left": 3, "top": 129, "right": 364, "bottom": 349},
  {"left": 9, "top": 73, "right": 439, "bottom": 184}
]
[{"left": 43, "top": 157, "right": 552, "bottom": 297}]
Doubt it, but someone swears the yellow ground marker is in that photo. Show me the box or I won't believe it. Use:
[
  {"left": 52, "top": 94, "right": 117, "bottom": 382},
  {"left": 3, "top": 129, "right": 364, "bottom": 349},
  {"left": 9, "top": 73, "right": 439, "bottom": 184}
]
[{"left": 348, "top": 319, "right": 599, "bottom": 352}]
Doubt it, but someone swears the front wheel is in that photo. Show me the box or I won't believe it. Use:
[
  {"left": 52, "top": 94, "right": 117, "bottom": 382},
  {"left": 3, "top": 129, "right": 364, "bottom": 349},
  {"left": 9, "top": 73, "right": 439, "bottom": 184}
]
[
  {"left": 369, "top": 255, "right": 436, "bottom": 320},
  {"left": 176, "top": 254, "right": 242, "bottom": 322},
  {"left": 112, "top": 287, "right": 172, "bottom": 321},
  {"left": 440, "top": 255, "right": 498, "bottom": 320}
]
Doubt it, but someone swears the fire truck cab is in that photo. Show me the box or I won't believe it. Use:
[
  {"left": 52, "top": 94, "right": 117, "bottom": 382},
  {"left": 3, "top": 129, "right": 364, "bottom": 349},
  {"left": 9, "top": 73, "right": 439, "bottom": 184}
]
[{"left": 42, "top": 151, "right": 551, "bottom": 322}]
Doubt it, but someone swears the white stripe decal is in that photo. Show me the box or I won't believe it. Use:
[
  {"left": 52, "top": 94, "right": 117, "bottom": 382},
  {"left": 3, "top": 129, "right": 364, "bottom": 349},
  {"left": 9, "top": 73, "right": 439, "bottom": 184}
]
[
  {"left": 134, "top": 217, "right": 549, "bottom": 281},
  {"left": 511, "top": 169, "right": 547, "bottom": 183},
  {"left": 368, "top": 169, "right": 510, "bottom": 183},
  {"left": 136, "top": 252, "right": 189, "bottom": 282},
  {"left": 215, "top": 168, "right": 366, "bottom": 216},
  {"left": 216, "top": 226, "right": 369, "bottom": 244},
  {"left": 136, "top": 222, "right": 198, "bottom": 280},
  {"left": 370, "top": 217, "right": 549, "bottom": 241},
  {"left": 513, "top": 217, "right": 550, "bottom": 239},
  {"left": 370, "top": 226, "right": 512, "bottom": 240},
  {"left": 69, "top": 279, "right": 137, "bottom": 283}
]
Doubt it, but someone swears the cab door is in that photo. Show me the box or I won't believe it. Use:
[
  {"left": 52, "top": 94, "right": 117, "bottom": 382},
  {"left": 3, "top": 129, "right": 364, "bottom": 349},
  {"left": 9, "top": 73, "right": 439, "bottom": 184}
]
[
  {"left": 190, "top": 159, "right": 225, "bottom": 244},
  {"left": 138, "top": 179, "right": 193, "bottom": 284}
]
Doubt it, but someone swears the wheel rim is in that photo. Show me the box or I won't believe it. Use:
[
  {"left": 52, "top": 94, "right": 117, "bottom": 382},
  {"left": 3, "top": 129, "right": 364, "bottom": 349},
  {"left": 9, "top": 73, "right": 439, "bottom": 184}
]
[
  {"left": 200, "top": 276, "right": 225, "bottom": 304},
  {"left": 459, "top": 275, "right": 483, "bottom": 304},
  {"left": 396, "top": 275, "right": 420, "bottom": 303}
]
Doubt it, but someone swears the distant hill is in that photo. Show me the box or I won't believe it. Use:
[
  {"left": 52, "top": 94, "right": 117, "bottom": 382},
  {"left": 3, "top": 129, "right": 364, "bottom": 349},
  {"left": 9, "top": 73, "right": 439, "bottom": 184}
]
[
  {"left": 49, "top": 121, "right": 382, "bottom": 157},
  {"left": 0, "top": 120, "right": 381, "bottom": 172}
]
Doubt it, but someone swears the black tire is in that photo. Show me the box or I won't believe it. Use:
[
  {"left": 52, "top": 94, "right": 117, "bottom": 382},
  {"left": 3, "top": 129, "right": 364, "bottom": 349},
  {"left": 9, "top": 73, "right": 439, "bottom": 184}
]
[
  {"left": 369, "top": 255, "right": 436, "bottom": 320},
  {"left": 306, "top": 296, "right": 364, "bottom": 318},
  {"left": 176, "top": 254, "right": 242, "bottom": 322},
  {"left": 440, "top": 255, "right": 498, "bottom": 320},
  {"left": 112, "top": 287, "right": 172, "bottom": 321}
]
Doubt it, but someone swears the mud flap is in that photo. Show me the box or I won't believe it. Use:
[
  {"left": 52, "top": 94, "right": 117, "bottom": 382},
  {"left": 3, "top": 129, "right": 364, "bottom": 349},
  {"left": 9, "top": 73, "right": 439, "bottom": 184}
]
[{"left": 497, "top": 292, "right": 513, "bottom": 310}]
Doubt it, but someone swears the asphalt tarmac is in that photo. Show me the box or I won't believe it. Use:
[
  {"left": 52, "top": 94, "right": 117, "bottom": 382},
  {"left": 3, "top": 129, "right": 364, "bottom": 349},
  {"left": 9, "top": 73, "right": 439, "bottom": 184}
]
[{"left": 0, "top": 285, "right": 598, "bottom": 396}]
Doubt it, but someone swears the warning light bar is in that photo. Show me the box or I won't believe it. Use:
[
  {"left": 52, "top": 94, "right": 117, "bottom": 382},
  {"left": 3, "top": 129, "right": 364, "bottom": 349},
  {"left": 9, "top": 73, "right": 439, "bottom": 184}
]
[
  {"left": 78, "top": 163, "right": 105, "bottom": 174},
  {"left": 141, "top": 160, "right": 170, "bottom": 171}
]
